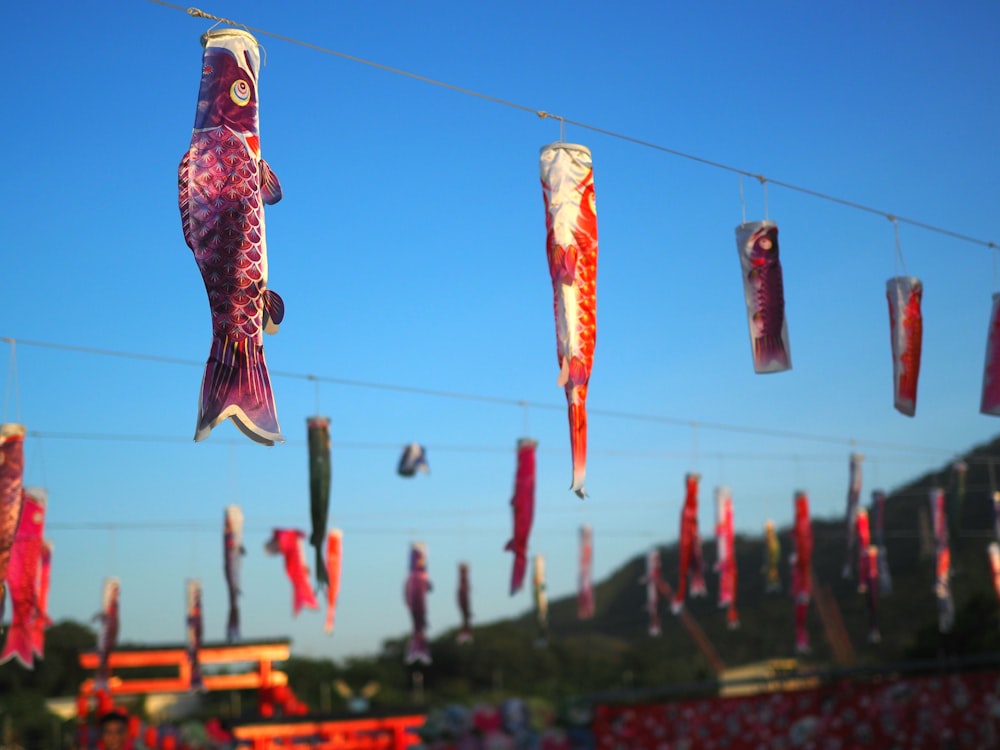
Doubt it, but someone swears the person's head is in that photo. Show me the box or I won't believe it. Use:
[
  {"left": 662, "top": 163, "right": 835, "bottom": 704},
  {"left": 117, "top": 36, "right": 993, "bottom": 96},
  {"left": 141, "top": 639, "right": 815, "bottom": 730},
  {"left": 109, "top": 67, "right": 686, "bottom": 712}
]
[{"left": 99, "top": 711, "right": 128, "bottom": 750}]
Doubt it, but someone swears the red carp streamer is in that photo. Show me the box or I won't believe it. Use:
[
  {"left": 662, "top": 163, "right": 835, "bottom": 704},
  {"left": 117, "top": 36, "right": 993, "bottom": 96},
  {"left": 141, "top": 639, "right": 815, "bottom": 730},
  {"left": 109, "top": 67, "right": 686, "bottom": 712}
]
[
  {"left": 578, "top": 524, "right": 595, "bottom": 619},
  {"left": 0, "top": 488, "right": 46, "bottom": 668},
  {"left": 735, "top": 221, "right": 791, "bottom": 373},
  {"left": 855, "top": 509, "right": 872, "bottom": 593},
  {"left": 33, "top": 540, "right": 52, "bottom": 659},
  {"left": 265, "top": 529, "right": 319, "bottom": 616},
  {"left": 94, "top": 578, "right": 120, "bottom": 690},
  {"left": 325, "top": 529, "right": 342, "bottom": 634},
  {"left": 540, "top": 143, "right": 598, "bottom": 497},
  {"left": 505, "top": 438, "right": 537, "bottom": 595},
  {"left": 886, "top": 277, "right": 923, "bottom": 416},
  {"left": 791, "top": 491, "right": 813, "bottom": 654},
  {"left": 672, "top": 473, "right": 701, "bottom": 614}
]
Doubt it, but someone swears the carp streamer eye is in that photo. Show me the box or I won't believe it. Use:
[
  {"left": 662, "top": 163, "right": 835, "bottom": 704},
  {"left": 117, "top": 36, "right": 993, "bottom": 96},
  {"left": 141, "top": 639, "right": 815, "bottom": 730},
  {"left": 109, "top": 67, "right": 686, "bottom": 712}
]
[{"left": 230, "top": 80, "right": 252, "bottom": 106}]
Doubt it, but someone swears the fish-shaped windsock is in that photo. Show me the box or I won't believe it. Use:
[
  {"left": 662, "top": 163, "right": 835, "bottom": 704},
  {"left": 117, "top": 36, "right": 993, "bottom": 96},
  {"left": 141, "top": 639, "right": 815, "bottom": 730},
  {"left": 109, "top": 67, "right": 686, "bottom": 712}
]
[
  {"left": 533, "top": 554, "right": 548, "bottom": 645},
  {"left": 223, "top": 505, "right": 245, "bottom": 642},
  {"left": 672, "top": 473, "right": 700, "bottom": 613},
  {"left": 0, "top": 488, "right": 45, "bottom": 668},
  {"left": 842, "top": 453, "right": 863, "bottom": 579},
  {"left": 864, "top": 546, "right": 881, "bottom": 644},
  {"left": 265, "top": 529, "right": 319, "bottom": 616},
  {"left": 0, "top": 424, "right": 26, "bottom": 622},
  {"left": 186, "top": 580, "right": 204, "bottom": 692},
  {"left": 540, "top": 142, "right": 598, "bottom": 498},
  {"left": 994, "top": 492, "right": 1000, "bottom": 543},
  {"left": 791, "top": 492, "right": 813, "bottom": 654},
  {"left": 886, "top": 277, "right": 923, "bottom": 416},
  {"left": 404, "top": 543, "right": 432, "bottom": 665},
  {"left": 578, "top": 525, "right": 594, "bottom": 620},
  {"left": 735, "top": 221, "right": 791, "bottom": 373},
  {"left": 763, "top": 520, "right": 781, "bottom": 593},
  {"left": 715, "top": 488, "right": 738, "bottom": 628},
  {"left": 855, "top": 509, "right": 872, "bottom": 594},
  {"left": 179, "top": 29, "right": 285, "bottom": 446},
  {"left": 930, "top": 488, "right": 954, "bottom": 633},
  {"left": 307, "top": 417, "right": 331, "bottom": 587},
  {"left": 989, "top": 543, "right": 1000, "bottom": 616},
  {"left": 505, "top": 438, "right": 537, "bottom": 595},
  {"left": 639, "top": 549, "right": 670, "bottom": 636},
  {"left": 870, "top": 490, "right": 892, "bottom": 594},
  {"left": 93, "top": 578, "right": 120, "bottom": 691},
  {"left": 457, "top": 562, "right": 473, "bottom": 644},
  {"left": 325, "top": 529, "right": 342, "bottom": 635},
  {"left": 981, "top": 294, "right": 1000, "bottom": 415},
  {"left": 689, "top": 531, "right": 708, "bottom": 599},
  {"left": 33, "top": 540, "right": 52, "bottom": 659},
  {"left": 397, "top": 443, "right": 429, "bottom": 477}
]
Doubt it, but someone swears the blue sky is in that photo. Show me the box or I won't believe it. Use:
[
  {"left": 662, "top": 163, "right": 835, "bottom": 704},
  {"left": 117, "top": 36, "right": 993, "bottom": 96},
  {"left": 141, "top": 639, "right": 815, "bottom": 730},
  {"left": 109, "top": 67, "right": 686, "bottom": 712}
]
[{"left": 2, "top": 1, "right": 998, "bottom": 662}]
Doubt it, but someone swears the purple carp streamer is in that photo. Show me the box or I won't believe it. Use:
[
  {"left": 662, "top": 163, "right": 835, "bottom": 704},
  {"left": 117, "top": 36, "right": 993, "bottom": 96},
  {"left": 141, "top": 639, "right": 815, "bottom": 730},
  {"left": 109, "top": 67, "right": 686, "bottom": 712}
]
[
  {"left": 93, "top": 578, "right": 120, "bottom": 691},
  {"left": 404, "top": 542, "right": 432, "bottom": 665},
  {"left": 735, "top": 221, "right": 791, "bottom": 373},
  {"left": 179, "top": 29, "right": 285, "bottom": 445},
  {"left": 981, "top": 293, "right": 1000, "bottom": 415},
  {"left": 930, "top": 488, "right": 954, "bottom": 633},
  {"left": 223, "top": 505, "right": 245, "bottom": 642}
]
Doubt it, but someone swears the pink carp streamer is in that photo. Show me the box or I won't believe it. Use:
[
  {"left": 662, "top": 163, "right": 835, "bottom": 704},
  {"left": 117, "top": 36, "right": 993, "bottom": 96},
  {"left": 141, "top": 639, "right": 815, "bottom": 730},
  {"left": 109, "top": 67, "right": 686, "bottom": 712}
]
[
  {"left": 871, "top": 490, "right": 892, "bottom": 594},
  {"left": 33, "top": 540, "right": 52, "bottom": 659},
  {"left": 981, "top": 294, "right": 1000, "bottom": 415},
  {"left": 0, "top": 423, "right": 26, "bottom": 622},
  {"left": 94, "top": 578, "right": 120, "bottom": 691},
  {"left": 735, "top": 221, "right": 791, "bottom": 373},
  {"left": 265, "top": 529, "right": 319, "bottom": 616},
  {"left": 640, "top": 549, "right": 670, "bottom": 636},
  {"left": 325, "top": 529, "right": 342, "bottom": 635},
  {"left": 540, "top": 143, "right": 598, "bottom": 498},
  {"left": 791, "top": 492, "right": 813, "bottom": 654},
  {"left": 456, "top": 562, "right": 473, "bottom": 644},
  {"left": 505, "top": 438, "right": 537, "bottom": 595},
  {"left": 672, "top": 473, "right": 701, "bottom": 614},
  {"left": 186, "top": 579, "right": 204, "bottom": 692},
  {"left": 842, "top": 453, "right": 863, "bottom": 579},
  {"left": 404, "top": 542, "right": 432, "bottom": 665},
  {"left": 0, "top": 488, "right": 46, "bottom": 668},
  {"left": 714, "top": 487, "right": 739, "bottom": 629},
  {"left": 179, "top": 29, "right": 285, "bottom": 445},
  {"left": 578, "top": 524, "right": 595, "bottom": 620},
  {"left": 886, "top": 277, "right": 923, "bottom": 416},
  {"left": 930, "top": 488, "right": 954, "bottom": 633}
]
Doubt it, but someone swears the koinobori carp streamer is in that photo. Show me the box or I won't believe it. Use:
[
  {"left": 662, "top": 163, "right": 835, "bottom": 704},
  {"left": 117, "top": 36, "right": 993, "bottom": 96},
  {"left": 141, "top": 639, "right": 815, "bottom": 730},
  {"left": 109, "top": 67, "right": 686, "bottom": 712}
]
[
  {"left": 505, "top": 438, "right": 537, "bottom": 595},
  {"left": 886, "top": 277, "right": 923, "bottom": 417},
  {"left": 223, "top": 505, "right": 245, "bottom": 642},
  {"left": 0, "top": 488, "right": 46, "bottom": 669},
  {"left": 307, "top": 417, "right": 331, "bottom": 587},
  {"left": 0, "top": 423, "right": 26, "bottom": 621},
  {"left": 179, "top": 28, "right": 285, "bottom": 445},
  {"left": 735, "top": 221, "right": 791, "bottom": 373},
  {"left": 578, "top": 524, "right": 594, "bottom": 620},
  {"left": 982, "top": 294, "right": 1000, "bottom": 415},
  {"left": 404, "top": 542, "right": 432, "bottom": 665},
  {"left": 540, "top": 142, "right": 598, "bottom": 498}
]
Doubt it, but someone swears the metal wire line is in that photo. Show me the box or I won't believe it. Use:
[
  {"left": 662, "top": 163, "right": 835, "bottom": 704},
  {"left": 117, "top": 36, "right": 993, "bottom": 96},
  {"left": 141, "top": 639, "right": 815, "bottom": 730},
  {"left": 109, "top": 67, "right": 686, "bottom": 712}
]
[
  {"left": 2, "top": 337, "right": 960, "bottom": 457},
  {"left": 147, "top": 0, "right": 997, "bottom": 251}
]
